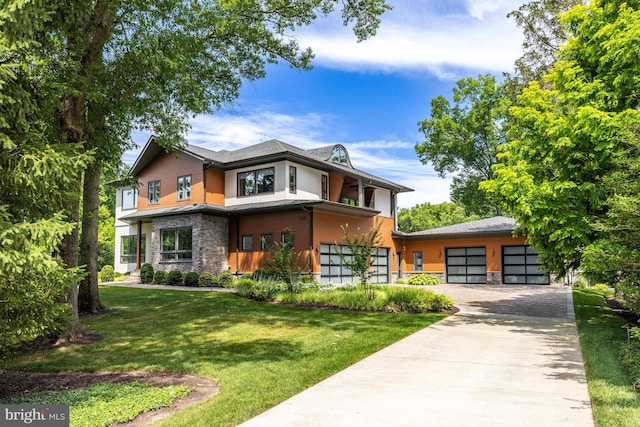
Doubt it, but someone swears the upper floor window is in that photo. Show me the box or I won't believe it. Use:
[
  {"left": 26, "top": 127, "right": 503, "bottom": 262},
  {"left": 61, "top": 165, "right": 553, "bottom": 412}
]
[
  {"left": 289, "top": 166, "right": 297, "bottom": 193},
  {"left": 148, "top": 180, "right": 160, "bottom": 204},
  {"left": 177, "top": 175, "right": 191, "bottom": 201},
  {"left": 122, "top": 188, "right": 137, "bottom": 210},
  {"left": 330, "top": 146, "right": 348, "bottom": 165},
  {"left": 321, "top": 175, "right": 328, "bottom": 200},
  {"left": 238, "top": 167, "right": 274, "bottom": 197}
]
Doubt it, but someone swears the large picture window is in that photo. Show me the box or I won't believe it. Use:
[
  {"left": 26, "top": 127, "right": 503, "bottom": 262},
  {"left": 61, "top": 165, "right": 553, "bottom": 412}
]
[
  {"left": 121, "top": 235, "right": 145, "bottom": 264},
  {"left": 177, "top": 175, "right": 191, "bottom": 200},
  {"left": 161, "top": 227, "right": 192, "bottom": 260},
  {"left": 148, "top": 180, "right": 160, "bottom": 204},
  {"left": 446, "top": 247, "right": 487, "bottom": 284},
  {"left": 238, "top": 167, "right": 274, "bottom": 197}
]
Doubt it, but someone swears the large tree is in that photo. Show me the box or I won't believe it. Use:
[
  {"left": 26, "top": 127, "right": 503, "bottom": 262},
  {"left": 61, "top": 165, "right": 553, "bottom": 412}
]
[
  {"left": 416, "top": 74, "right": 509, "bottom": 217},
  {"left": 0, "top": 3, "right": 91, "bottom": 349},
  {"left": 482, "top": 0, "right": 640, "bottom": 279},
  {"left": 4, "top": 0, "right": 391, "bottom": 326}
]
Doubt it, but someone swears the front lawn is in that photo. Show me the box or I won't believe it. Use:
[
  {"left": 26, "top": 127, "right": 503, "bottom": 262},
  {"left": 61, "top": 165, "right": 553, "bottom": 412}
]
[
  {"left": 573, "top": 288, "right": 640, "bottom": 426},
  {"left": 4, "top": 286, "right": 446, "bottom": 426}
]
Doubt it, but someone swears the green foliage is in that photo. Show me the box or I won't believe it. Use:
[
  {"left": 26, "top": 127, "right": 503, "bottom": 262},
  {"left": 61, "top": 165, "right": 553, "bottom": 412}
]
[
  {"left": 335, "top": 220, "right": 383, "bottom": 299},
  {"left": 623, "top": 327, "right": 640, "bottom": 392},
  {"left": 198, "top": 272, "right": 218, "bottom": 287},
  {"left": 219, "top": 270, "right": 234, "bottom": 288},
  {"left": 482, "top": 1, "right": 640, "bottom": 281},
  {"left": 0, "top": 210, "right": 80, "bottom": 355},
  {"left": 100, "top": 265, "right": 114, "bottom": 283},
  {"left": 397, "top": 202, "right": 479, "bottom": 233},
  {"left": 407, "top": 274, "right": 440, "bottom": 286},
  {"left": 140, "top": 263, "right": 154, "bottom": 284},
  {"left": 235, "top": 277, "right": 286, "bottom": 301},
  {"left": 184, "top": 271, "right": 199, "bottom": 287},
  {"left": 166, "top": 270, "right": 183, "bottom": 286},
  {"left": 572, "top": 279, "right": 588, "bottom": 289},
  {"left": 416, "top": 74, "right": 509, "bottom": 216},
  {"left": 153, "top": 270, "right": 167, "bottom": 285},
  {"left": 263, "top": 229, "right": 310, "bottom": 293},
  {"left": 1, "top": 382, "right": 189, "bottom": 427},
  {"left": 273, "top": 285, "right": 454, "bottom": 313}
]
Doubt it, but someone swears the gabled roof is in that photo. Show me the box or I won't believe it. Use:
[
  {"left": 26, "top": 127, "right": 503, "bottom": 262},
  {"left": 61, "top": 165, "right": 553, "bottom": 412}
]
[
  {"left": 393, "top": 216, "right": 518, "bottom": 240},
  {"left": 129, "top": 136, "right": 412, "bottom": 193}
]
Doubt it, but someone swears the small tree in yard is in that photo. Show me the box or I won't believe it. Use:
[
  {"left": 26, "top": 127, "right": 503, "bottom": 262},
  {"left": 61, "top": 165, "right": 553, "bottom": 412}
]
[
  {"left": 263, "top": 229, "right": 309, "bottom": 293},
  {"left": 335, "top": 221, "right": 383, "bottom": 299}
]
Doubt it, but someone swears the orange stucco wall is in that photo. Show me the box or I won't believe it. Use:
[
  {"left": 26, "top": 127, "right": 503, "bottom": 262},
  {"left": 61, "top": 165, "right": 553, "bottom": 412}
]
[
  {"left": 229, "top": 210, "right": 313, "bottom": 274},
  {"left": 137, "top": 152, "right": 204, "bottom": 209},
  {"left": 397, "top": 235, "right": 527, "bottom": 274}
]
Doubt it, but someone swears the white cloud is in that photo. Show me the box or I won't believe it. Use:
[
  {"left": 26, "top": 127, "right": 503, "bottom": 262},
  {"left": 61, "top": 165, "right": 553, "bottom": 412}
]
[{"left": 295, "top": 0, "right": 524, "bottom": 78}]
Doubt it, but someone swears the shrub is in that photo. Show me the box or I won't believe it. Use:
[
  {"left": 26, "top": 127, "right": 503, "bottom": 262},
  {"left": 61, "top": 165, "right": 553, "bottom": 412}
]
[
  {"left": 395, "top": 278, "right": 406, "bottom": 284},
  {"left": 573, "top": 279, "right": 588, "bottom": 288},
  {"left": 430, "top": 293, "right": 454, "bottom": 311},
  {"left": 153, "top": 270, "right": 168, "bottom": 285},
  {"left": 166, "top": 269, "right": 183, "bottom": 286},
  {"left": 592, "top": 283, "right": 610, "bottom": 292},
  {"left": 140, "top": 263, "right": 154, "bottom": 284},
  {"left": 407, "top": 273, "right": 440, "bottom": 286},
  {"left": 184, "top": 272, "right": 200, "bottom": 287},
  {"left": 219, "top": 270, "right": 234, "bottom": 288},
  {"left": 198, "top": 272, "right": 218, "bottom": 287},
  {"left": 100, "top": 265, "right": 114, "bottom": 283}
]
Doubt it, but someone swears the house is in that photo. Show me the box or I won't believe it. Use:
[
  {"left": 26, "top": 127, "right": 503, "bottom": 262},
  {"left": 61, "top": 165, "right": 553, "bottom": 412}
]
[{"left": 114, "top": 137, "right": 550, "bottom": 285}]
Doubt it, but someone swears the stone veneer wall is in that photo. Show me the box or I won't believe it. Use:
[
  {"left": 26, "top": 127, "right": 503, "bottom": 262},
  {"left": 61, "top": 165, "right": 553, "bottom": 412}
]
[{"left": 151, "top": 214, "right": 229, "bottom": 275}]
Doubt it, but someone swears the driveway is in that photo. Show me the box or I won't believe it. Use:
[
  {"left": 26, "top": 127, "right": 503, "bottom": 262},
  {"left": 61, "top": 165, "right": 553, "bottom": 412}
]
[{"left": 239, "top": 284, "right": 594, "bottom": 426}]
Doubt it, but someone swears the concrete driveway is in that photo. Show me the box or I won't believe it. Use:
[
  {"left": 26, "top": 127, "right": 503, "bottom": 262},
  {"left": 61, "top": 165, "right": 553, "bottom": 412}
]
[{"left": 239, "top": 284, "right": 594, "bottom": 426}]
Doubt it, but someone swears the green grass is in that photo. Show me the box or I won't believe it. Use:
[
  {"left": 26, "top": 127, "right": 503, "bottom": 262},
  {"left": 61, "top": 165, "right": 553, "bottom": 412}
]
[
  {"left": 1, "top": 382, "right": 189, "bottom": 427},
  {"left": 5, "top": 286, "right": 446, "bottom": 426},
  {"left": 573, "top": 288, "right": 640, "bottom": 426}
]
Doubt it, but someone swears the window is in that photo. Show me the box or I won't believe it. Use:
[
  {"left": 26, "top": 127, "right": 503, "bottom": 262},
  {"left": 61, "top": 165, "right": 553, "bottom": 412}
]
[
  {"left": 121, "top": 235, "right": 146, "bottom": 264},
  {"left": 238, "top": 167, "right": 274, "bottom": 197},
  {"left": 260, "top": 233, "right": 274, "bottom": 251},
  {"left": 330, "top": 146, "right": 348, "bottom": 165},
  {"left": 177, "top": 175, "right": 191, "bottom": 201},
  {"left": 412, "top": 251, "right": 423, "bottom": 271},
  {"left": 321, "top": 175, "right": 328, "bottom": 200},
  {"left": 502, "top": 246, "right": 549, "bottom": 285},
  {"left": 281, "top": 230, "right": 295, "bottom": 248},
  {"left": 446, "top": 247, "right": 487, "bottom": 284},
  {"left": 289, "top": 166, "right": 297, "bottom": 193},
  {"left": 242, "top": 235, "right": 254, "bottom": 251},
  {"left": 161, "top": 227, "right": 192, "bottom": 260},
  {"left": 148, "top": 180, "right": 160, "bottom": 204},
  {"left": 122, "top": 188, "right": 137, "bottom": 210}
]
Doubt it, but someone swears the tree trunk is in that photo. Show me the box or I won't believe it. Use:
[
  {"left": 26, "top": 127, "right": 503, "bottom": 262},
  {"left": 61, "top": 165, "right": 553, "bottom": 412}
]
[
  {"left": 79, "top": 161, "right": 106, "bottom": 313},
  {"left": 58, "top": 193, "right": 84, "bottom": 338}
]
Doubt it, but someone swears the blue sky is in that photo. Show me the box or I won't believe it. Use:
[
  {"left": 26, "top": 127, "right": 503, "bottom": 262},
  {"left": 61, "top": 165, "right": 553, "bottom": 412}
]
[{"left": 129, "top": 0, "right": 525, "bottom": 208}]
